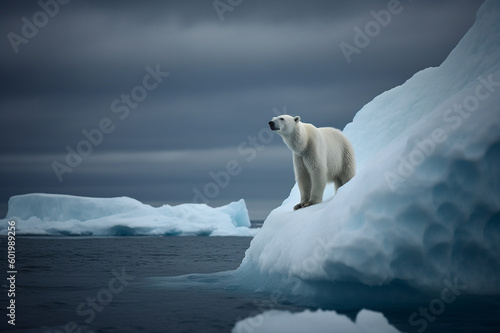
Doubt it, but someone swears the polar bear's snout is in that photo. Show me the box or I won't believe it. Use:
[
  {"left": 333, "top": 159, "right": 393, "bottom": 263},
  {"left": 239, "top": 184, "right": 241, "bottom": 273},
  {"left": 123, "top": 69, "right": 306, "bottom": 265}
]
[{"left": 269, "top": 121, "right": 278, "bottom": 131}]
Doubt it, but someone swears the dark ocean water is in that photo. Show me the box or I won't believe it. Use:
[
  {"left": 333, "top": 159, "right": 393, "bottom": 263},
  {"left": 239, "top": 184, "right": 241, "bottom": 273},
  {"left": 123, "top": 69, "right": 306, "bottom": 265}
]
[
  {"left": 1, "top": 235, "right": 499, "bottom": 333},
  {"left": 0, "top": 235, "right": 301, "bottom": 333}
]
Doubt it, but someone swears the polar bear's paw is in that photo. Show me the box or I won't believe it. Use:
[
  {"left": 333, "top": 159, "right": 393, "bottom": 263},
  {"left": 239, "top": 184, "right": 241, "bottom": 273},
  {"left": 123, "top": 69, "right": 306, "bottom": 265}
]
[
  {"left": 293, "top": 201, "right": 316, "bottom": 210},
  {"left": 293, "top": 203, "right": 305, "bottom": 210}
]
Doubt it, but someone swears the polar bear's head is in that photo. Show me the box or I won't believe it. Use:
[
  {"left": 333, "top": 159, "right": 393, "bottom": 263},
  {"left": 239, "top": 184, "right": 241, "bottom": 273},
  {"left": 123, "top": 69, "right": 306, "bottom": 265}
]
[{"left": 268, "top": 115, "right": 301, "bottom": 136}]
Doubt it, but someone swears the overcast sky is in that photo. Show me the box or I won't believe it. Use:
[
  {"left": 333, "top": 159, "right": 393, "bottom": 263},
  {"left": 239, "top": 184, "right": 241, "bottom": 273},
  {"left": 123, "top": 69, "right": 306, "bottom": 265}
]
[{"left": 0, "top": 0, "right": 484, "bottom": 219}]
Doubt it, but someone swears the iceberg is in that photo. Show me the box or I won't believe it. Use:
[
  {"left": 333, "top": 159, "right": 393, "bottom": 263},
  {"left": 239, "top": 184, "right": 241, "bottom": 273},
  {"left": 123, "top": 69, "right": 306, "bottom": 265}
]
[
  {"left": 0, "top": 193, "right": 257, "bottom": 236},
  {"left": 235, "top": 0, "right": 500, "bottom": 297},
  {"left": 232, "top": 309, "right": 400, "bottom": 333}
]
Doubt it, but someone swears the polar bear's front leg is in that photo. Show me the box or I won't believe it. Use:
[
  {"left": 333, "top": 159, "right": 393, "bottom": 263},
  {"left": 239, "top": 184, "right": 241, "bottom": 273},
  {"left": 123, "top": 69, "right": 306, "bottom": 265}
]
[
  {"left": 293, "top": 155, "right": 311, "bottom": 210},
  {"left": 301, "top": 155, "right": 327, "bottom": 209},
  {"left": 307, "top": 172, "right": 326, "bottom": 206}
]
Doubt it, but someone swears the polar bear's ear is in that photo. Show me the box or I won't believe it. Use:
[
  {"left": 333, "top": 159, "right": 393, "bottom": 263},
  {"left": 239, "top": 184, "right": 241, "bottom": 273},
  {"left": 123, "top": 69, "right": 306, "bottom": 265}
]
[{"left": 294, "top": 116, "right": 301, "bottom": 123}]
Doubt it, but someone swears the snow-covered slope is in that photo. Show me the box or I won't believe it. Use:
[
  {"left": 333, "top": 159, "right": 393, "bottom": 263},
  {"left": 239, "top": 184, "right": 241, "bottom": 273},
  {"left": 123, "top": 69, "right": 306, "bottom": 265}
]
[
  {"left": 1, "top": 193, "right": 257, "bottom": 236},
  {"left": 236, "top": 0, "right": 500, "bottom": 295}
]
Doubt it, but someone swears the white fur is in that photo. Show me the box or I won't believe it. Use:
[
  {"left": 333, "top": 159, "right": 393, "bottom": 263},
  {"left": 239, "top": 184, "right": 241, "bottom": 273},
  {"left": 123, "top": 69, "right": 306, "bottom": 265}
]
[{"left": 269, "top": 115, "right": 356, "bottom": 210}]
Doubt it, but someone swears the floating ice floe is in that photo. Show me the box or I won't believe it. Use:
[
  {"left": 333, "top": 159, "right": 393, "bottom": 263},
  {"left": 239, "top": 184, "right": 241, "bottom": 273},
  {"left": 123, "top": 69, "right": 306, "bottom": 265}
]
[
  {"left": 1, "top": 193, "right": 257, "bottom": 237},
  {"left": 232, "top": 309, "right": 401, "bottom": 333}
]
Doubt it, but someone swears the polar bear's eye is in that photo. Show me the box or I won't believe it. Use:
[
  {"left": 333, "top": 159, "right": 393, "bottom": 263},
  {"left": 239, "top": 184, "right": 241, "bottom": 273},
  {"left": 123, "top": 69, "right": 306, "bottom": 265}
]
[{"left": 279, "top": 117, "right": 284, "bottom": 121}]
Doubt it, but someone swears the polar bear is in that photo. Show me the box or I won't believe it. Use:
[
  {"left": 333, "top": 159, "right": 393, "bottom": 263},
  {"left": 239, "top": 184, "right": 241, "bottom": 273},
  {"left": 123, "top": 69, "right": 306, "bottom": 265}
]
[{"left": 269, "top": 115, "right": 355, "bottom": 210}]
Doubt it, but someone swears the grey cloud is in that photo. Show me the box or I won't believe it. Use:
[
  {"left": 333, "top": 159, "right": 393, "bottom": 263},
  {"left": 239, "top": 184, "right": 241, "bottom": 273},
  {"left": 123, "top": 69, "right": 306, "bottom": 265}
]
[{"left": 0, "top": 0, "right": 485, "bottom": 219}]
